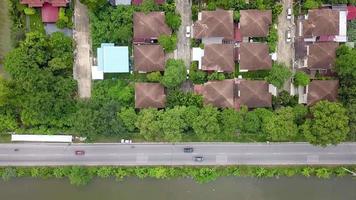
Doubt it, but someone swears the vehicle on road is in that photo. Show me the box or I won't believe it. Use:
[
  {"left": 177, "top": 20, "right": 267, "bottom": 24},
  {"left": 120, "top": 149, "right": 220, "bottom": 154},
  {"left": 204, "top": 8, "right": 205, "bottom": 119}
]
[
  {"left": 194, "top": 156, "right": 204, "bottom": 162},
  {"left": 75, "top": 150, "right": 85, "bottom": 155},
  {"left": 286, "top": 30, "right": 291, "bottom": 43},
  {"left": 184, "top": 147, "right": 194, "bottom": 153},
  {"left": 14, "top": 148, "right": 19, "bottom": 152},
  {"left": 287, "top": 8, "right": 292, "bottom": 20},
  {"left": 186, "top": 26, "right": 191, "bottom": 38}
]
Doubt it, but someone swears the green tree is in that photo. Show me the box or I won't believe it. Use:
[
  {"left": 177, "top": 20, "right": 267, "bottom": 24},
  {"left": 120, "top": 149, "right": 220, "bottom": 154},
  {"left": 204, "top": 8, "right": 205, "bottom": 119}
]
[
  {"left": 265, "top": 107, "right": 299, "bottom": 141},
  {"left": 294, "top": 71, "right": 310, "bottom": 86},
  {"left": 192, "top": 106, "right": 220, "bottom": 141},
  {"left": 79, "top": 0, "right": 107, "bottom": 11},
  {"left": 166, "top": 90, "right": 203, "bottom": 108},
  {"left": 335, "top": 45, "right": 356, "bottom": 78},
  {"left": 189, "top": 62, "right": 207, "bottom": 84},
  {"left": 161, "top": 59, "right": 186, "bottom": 88},
  {"left": 303, "top": 0, "right": 321, "bottom": 10},
  {"left": 139, "top": 0, "right": 158, "bottom": 13},
  {"left": 165, "top": 12, "right": 181, "bottom": 31},
  {"left": 159, "top": 106, "right": 187, "bottom": 142},
  {"left": 118, "top": 107, "right": 138, "bottom": 132},
  {"left": 136, "top": 108, "right": 162, "bottom": 141},
  {"left": 158, "top": 35, "right": 177, "bottom": 53},
  {"left": 242, "top": 108, "right": 273, "bottom": 134},
  {"left": 272, "top": 91, "right": 298, "bottom": 109},
  {"left": 266, "top": 63, "right": 292, "bottom": 89},
  {"left": 302, "top": 101, "right": 349, "bottom": 146},
  {"left": 219, "top": 108, "right": 246, "bottom": 139},
  {"left": 233, "top": 11, "right": 240, "bottom": 21}
]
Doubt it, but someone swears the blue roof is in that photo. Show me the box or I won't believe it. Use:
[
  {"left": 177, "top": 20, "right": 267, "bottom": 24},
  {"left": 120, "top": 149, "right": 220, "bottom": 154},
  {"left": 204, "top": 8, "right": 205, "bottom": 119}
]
[{"left": 97, "top": 43, "right": 129, "bottom": 73}]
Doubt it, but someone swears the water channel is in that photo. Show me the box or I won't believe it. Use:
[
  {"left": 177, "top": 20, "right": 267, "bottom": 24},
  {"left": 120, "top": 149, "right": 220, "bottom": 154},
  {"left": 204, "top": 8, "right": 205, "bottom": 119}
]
[{"left": 0, "top": 176, "right": 355, "bottom": 200}]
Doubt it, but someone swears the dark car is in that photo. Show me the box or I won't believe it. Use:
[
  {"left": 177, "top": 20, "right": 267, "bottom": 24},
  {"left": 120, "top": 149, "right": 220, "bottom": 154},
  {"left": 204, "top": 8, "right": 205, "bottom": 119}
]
[
  {"left": 184, "top": 147, "right": 194, "bottom": 153},
  {"left": 75, "top": 150, "right": 85, "bottom": 155},
  {"left": 194, "top": 156, "right": 204, "bottom": 162}
]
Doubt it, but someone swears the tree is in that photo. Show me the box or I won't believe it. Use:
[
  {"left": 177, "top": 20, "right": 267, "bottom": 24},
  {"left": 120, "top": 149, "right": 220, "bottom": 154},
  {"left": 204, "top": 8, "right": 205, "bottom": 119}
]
[
  {"left": 0, "top": 111, "right": 17, "bottom": 134},
  {"left": 166, "top": 90, "right": 203, "bottom": 108},
  {"left": 140, "top": 0, "right": 158, "bottom": 13},
  {"left": 302, "top": 101, "right": 349, "bottom": 146},
  {"left": 135, "top": 108, "right": 162, "bottom": 141},
  {"left": 294, "top": 71, "right": 310, "bottom": 86},
  {"left": 233, "top": 11, "right": 240, "bottom": 21},
  {"left": 118, "top": 107, "right": 138, "bottom": 132},
  {"left": 335, "top": 45, "right": 356, "bottom": 78},
  {"left": 158, "top": 35, "right": 177, "bottom": 53},
  {"left": 165, "top": 12, "right": 181, "bottom": 31},
  {"left": 303, "top": 0, "right": 321, "bottom": 10},
  {"left": 242, "top": 108, "right": 273, "bottom": 134},
  {"left": 265, "top": 107, "right": 299, "bottom": 141},
  {"left": 266, "top": 63, "right": 292, "bottom": 89},
  {"left": 189, "top": 62, "right": 207, "bottom": 84},
  {"left": 219, "top": 107, "right": 246, "bottom": 139},
  {"left": 161, "top": 59, "right": 186, "bottom": 88},
  {"left": 272, "top": 91, "right": 298, "bottom": 109},
  {"left": 79, "top": 0, "right": 107, "bottom": 11},
  {"left": 159, "top": 106, "right": 187, "bottom": 142},
  {"left": 192, "top": 106, "right": 220, "bottom": 141}
]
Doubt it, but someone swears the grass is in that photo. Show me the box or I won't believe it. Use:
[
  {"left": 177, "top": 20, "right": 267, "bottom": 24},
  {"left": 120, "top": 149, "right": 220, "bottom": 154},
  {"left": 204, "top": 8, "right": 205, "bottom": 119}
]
[
  {"left": 0, "top": 135, "right": 11, "bottom": 143},
  {"left": 0, "top": 0, "right": 12, "bottom": 65}
]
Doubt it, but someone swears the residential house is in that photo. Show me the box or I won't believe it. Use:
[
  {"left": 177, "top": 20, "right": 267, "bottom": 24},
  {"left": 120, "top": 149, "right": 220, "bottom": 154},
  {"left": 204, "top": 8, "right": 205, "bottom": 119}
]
[
  {"left": 194, "top": 79, "right": 275, "bottom": 109},
  {"left": 133, "top": 45, "right": 165, "bottom": 73},
  {"left": 238, "top": 43, "right": 272, "bottom": 72},
  {"left": 135, "top": 83, "right": 166, "bottom": 108},
  {"left": 192, "top": 10, "right": 234, "bottom": 44},
  {"left": 192, "top": 44, "right": 235, "bottom": 72},
  {"left": 298, "top": 80, "right": 339, "bottom": 105},
  {"left": 301, "top": 8, "right": 347, "bottom": 42},
  {"left": 92, "top": 43, "right": 129, "bottom": 80},
  {"left": 20, "top": 0, "right": 69, "bottom": 23},
  {"left": 239, "top": 10, "right": 272, "bottom": 38},
  {"left": 133, "top": 12, "right": 171, "bottom": 43}
]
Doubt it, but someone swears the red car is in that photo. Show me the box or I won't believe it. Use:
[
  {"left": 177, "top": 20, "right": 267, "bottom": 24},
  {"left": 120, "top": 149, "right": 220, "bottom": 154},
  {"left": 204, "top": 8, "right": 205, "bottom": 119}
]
[{"left": 75, "top": 150, "right": 85, "bottom": 155}]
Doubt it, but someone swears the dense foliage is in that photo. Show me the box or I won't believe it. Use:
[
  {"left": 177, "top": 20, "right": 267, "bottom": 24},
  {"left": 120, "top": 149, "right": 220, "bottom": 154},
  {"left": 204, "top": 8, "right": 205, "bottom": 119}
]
[
  {"left": 266, "top": 63, "right": 292, "bottom": 89},
  {"left": 158, "top": 35, "right": 177, "bottom": 53},
  {"left": 161, "top": 59, "right": 187, "bottom": 88},
  {"left": 293, "top": 71, "right": 310, "bottom": 87}
]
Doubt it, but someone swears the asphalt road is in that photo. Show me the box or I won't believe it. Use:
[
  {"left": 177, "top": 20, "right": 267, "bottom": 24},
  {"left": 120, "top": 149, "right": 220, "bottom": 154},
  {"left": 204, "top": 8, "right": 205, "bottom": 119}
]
[{"left": 0, "top": 143, "right": 355, "bottom": 166}]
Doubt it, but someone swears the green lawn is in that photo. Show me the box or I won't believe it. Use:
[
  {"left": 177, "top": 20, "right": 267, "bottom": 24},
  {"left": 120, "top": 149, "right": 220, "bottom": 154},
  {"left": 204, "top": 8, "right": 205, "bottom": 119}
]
[{"left": 0, "top": 0, "right": 12, "bottom": 67}]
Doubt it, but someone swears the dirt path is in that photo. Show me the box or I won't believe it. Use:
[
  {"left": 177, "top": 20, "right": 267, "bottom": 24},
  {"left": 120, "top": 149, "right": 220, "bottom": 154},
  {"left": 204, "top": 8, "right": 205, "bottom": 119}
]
[
  {"left": 175, "top": 0, "right": 192, "bottom": 68},
  {"left": 0, "top": 0, "right": 12, "bottom": 64},
  {"left": 73, "top": 0, "right": 91, "bottom": 98}
]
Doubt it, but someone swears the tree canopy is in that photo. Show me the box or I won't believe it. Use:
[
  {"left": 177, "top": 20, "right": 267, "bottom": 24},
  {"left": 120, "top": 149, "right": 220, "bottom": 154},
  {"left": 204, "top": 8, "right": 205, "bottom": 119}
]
[
  {"left": 293, "top": 71, "right": 310, "bottom": 87},
  {"left": 266, "top": 63, "right": 292, "bottom": 89},
  {"left": 161, "top": 59, "right": 187, "bottom": 88}
]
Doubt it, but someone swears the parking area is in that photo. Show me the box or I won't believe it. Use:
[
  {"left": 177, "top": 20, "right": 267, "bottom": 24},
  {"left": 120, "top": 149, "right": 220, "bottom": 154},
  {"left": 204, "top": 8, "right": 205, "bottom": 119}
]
[{"left": 175, "top": 0, "right": 192, "bottom": 68}]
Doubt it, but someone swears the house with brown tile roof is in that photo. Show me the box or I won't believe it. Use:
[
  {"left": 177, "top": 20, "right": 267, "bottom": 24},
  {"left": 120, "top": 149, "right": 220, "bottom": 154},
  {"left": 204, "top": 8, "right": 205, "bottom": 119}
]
[
  {"left": 307, "top": 42, "right": 339, "bottom": 69},
  {"left": 201, "top": 44, "right": 235, "bottom": 72},
  {"left": 301, "top": 8, "right": 347, "bottom": 42},
  {"left": 195, "top": 79, "right": 274, "bottom": 109},
  {"left": 133, "top": 45, "right": 165, "bottom": 72},
  {"left": 238, "top": 43, "right": 272, "bottom": 71},
  {"left": 200, "top": 80, "right": 235, "bottom": 108},
  {"left": 240, "top": 10, "right": 272, "bottom": 38},
  {"left": 135, "top": 83, "right": 166, "bottom": 108},
  {"left": 133, "top": 12, "right": 171, "bottom": 42},
  {"left": 298, "top": 80, "right": 339, "bottom": 105},
  {"left": 192, "top": 10, "right": 234, "bottom": 41}
]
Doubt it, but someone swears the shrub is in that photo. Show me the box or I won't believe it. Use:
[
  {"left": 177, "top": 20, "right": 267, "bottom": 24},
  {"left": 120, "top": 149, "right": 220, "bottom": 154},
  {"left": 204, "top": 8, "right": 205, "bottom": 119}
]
[
  {"left": 158, "top": 35, "right": 177, "bottom": 53},
  {"left": 189, "top": 62, "right": 207, "bottom": 84},
  {"left": 147, "top": 71, "right": 162, "bottom": 82},
  {"left": 165, "top": 12, "right": 181, "bottom": 31},
  {"left": 207, "top": 72, "right": 225, "bottom": 81},
  {"left": 272, "top": 91, "right": 298, "bottom": 109},
  {"left": 161, "top": 59, "right": 186, "bottom": 88},
  {"left": 294, "top": 71, "right": 310, "bottom": 86},
  {"left": 233, "top": 11, "right": 240, "bottom": 21},
  {"left": 166, "top": 90, "right": 203, "bottom": 108},
  {"left": 24, "top": 7, "right": 35, "bottom": 15},
  {"left": 266, "top": 63, "right": 292, "bottom": 89},
  {"left": 267, "top": 26, "right": 278, "bottom": 53}
]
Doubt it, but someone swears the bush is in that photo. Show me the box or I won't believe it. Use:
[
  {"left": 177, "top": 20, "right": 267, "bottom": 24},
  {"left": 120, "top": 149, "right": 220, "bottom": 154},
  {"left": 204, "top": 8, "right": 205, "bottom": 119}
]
[
  {"left": 161, "top": 59, "right": 186, "bottom": 88},
  {"left": 233, "top": 11, "right": 240, "bottom": 21},
  {"left": 165, "top": 12, "right": 181, "bottom": 31},
  {"left": 158, "top": 35, "right": 177, "bottom": 53},
  {"left": 294, "top": 71, "right": 310, "bottom": 86},
  {"left": 189, "top": 62, "right": 207, "bottom": 84},
  {"left": 267, "top": 26, "right": 278, "bottom": 53},
  {"left": 207, "top": 72, "right": 225, "bottom": 81},
  {"left": 266, "top": 63, "right": 292, "bottom": 89},
  {"left": 24, "top": 7, "right": 35, "bottom": 15},
  {"left": 166, "top": 90, "right": 203, "bottom": 108},
  {"left": 303, "top": 0, "right": 321, "bottom": 10},
  {"left": 56, "top": 8, "right": 69, "bottom": 29},
  {"left": 147, "top": 71, "right": 162, "bottom": 82},
  {"left": 272, "top": 91, "right": 298, "bottom": 109}
]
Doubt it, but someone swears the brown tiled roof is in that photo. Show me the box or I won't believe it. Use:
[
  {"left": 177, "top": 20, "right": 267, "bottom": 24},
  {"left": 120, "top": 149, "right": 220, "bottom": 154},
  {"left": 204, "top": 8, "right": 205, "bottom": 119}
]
[
  {"left": 201, "top": 44, "right": 235, "bottom": 72},
  {"left": 307, "top": 80, "right": 338, "bottom": 105},
  {"left": 237, "top": 80, "right": 272, "bottom": 108},
  {"left": 133, "top": 12, "right": 171, "bottom": 39},
  {"left": 239, "top": 43, "right": 272, "bottom": 71},
  {"left": 134, "top": 45, "right": 165, "bottom": 72},
  {"left": 240, "top": 10, "right": 272, "bottom": 37},
  {"left": 135, "top": 83, "right": 166, "bottom": 108},
  {"left": 202, "top": 80, "right": 235, "bottom": 108},
  {"left": 307, "top": 42, "right": 338, "bottom": 69},
  {"left": 193, "top": 10, "right": 234, "bottom": 39},
  {"left": 303, "top": 9, "right": 339, "bottom": 37}
]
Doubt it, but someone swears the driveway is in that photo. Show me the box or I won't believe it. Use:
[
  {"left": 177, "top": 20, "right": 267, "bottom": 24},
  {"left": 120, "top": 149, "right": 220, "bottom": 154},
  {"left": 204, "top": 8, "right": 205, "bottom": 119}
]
[
  {"left": 73, "top": 0, "right": 91, "bottom": 98},
  {"left": 175, "top": 0, "right": 192, "bottom": 68},
  {"left": 1, "top": 143, "right": 356, "bottom": 166},
  {"left": 276, "top": 0, "right": 295, "bottom": 91}
]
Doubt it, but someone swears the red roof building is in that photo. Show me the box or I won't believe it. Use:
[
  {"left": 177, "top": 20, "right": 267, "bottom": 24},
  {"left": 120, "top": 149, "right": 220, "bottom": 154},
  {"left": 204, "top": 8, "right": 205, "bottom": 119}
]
[
  {"left": 21, "top": 0, "right": 69, "bottom": 7},
  {"left": 41, "top": 3, "right": 59, "bottom": 23},
  {"left": 348, "top": 6, "right": 356, "bottom": 20}
]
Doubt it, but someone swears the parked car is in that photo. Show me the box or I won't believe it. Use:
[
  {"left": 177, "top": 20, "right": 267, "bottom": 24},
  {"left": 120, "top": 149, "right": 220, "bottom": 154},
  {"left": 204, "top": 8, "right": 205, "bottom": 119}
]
[
  {"left": 186, "top": 26, "right": 191, "bottom": 38},
  {"left": 184, "top": 147, "right": 194, "bottom": 153},
  {"left": 194, "top": 156, "right": 204, "bottom": 162},
  {"left": 286, "top": 30, "right": 291, "bottom": 43},
  {"left": 287, "top": 8, "right": 292, "bottom": 20},
  {"left": 75, "top": 150, "right": 85, "bottom": 155}
]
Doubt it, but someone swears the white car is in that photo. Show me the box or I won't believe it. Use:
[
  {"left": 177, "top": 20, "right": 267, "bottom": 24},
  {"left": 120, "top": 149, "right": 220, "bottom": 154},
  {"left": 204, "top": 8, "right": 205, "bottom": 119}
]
[
  {"left": 287, "top": 8, "right": 292, "bottom": 20},
  {"left": 286, "top": 30, "right": 291, "bottom": 43},
  {"left": 186, "top": 26, "right": 191, "bottom": 38}
]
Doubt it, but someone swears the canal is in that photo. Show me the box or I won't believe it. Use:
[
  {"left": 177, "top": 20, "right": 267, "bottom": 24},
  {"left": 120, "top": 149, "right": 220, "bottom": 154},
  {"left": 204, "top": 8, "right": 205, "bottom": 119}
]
[{"left": 0, "top": 176, "right": 355, "bottom": 200}]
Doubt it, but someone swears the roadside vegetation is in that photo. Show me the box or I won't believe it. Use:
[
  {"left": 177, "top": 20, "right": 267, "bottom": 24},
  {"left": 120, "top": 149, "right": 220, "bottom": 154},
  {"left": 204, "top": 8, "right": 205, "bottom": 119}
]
[{"left": 0, "top": 166, "right": 355, "bottom": 186}]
